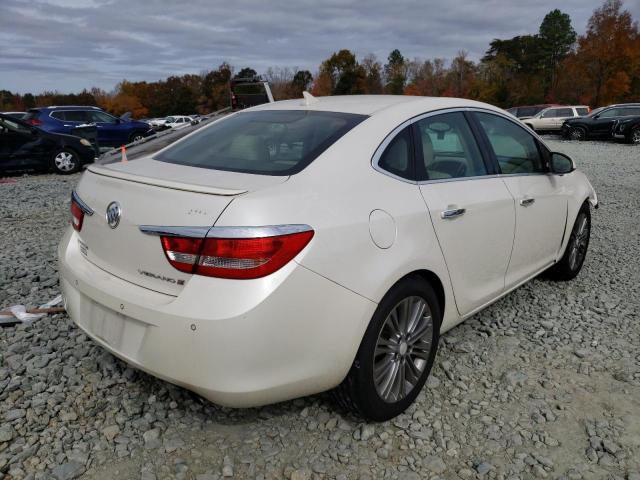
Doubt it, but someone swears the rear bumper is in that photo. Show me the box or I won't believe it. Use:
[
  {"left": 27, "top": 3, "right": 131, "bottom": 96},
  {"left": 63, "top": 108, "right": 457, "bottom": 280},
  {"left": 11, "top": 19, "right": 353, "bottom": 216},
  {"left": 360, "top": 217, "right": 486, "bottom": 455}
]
[{"left": 58, "top": 227, "right": 375, "bottom": 407}]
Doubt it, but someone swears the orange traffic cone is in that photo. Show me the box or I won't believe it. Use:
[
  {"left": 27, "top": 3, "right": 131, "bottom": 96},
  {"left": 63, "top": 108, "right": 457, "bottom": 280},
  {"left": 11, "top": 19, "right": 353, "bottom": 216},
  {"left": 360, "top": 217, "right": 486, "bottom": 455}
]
[{"left": 121, "top": 145, "right": 128, "bottom": 163}]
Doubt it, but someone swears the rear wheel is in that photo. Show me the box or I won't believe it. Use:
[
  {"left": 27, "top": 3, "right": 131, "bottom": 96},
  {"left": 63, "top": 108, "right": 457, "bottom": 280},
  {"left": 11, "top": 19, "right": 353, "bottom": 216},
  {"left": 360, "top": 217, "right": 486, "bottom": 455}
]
[
  {"left": 548, "top": 204, "right": 591, "bottom": 281},
  {"left": 569, "top": 127, "right": 586, "bottom": 141},
  {"left": 629, "top": 128, "right": 640, "bottom": 145},
  {"left": 333, "top": 276, "right": 440, "bottom": 421},
  {"left": 129, "top": 132, "right": 145, "bottom": 143},
  {"left": 51, "top": 149, "right": 81, "bottom": 174}
]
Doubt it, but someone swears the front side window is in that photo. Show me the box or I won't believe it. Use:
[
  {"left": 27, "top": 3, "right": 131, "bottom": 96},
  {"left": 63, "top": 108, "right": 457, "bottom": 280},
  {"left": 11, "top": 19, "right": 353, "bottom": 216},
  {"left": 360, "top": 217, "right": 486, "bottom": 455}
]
[
  {"left": 50, "top": 111, "right": 65, "bottom": 120},
  {"left": 474, "top": 112, "right": 545, "bottom": 174},
  {"left": 541, "top": 109, "right": 557, "bottom": 118},
  {"left": 415, "top": 112, "right": 487, "bottom": 180},
  {"left": 377, "top": 126, "right": 413, "bottom": 180},
  {"left": 599, "top": 108, "right": 620, "bottom": 118},
  {"left": 90, "top": 111, "right": 117, "bottom": 123},
  {"left": 155, "top": 110, "right": 367, "bottom": 175}
]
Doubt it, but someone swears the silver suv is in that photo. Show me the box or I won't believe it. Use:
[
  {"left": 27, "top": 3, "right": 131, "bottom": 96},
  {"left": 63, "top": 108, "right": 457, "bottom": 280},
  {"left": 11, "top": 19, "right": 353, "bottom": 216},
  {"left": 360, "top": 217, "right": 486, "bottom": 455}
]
[{"left": 524, "top": 106, "right": 590, "bottom": 132}]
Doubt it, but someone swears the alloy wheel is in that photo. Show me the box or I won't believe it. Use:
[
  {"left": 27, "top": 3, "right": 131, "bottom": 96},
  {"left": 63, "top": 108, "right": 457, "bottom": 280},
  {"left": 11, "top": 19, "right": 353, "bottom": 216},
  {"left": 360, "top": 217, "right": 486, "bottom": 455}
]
[
  {"left": 54, "top": 151, "right": 77, "bottom": 172},
  {"left": 631, "top": 129, "right": 640, "bottom": 145},
  {"left": 568, "top": 213, "right": 589, "bottom": 271},
  {"left": 132, "top": 134, "right": 144, "bottom": 143},
  {"left": 373, "top": 296, "right": 434, "bottom": 403},
  {"left": 570, "top": 128, "right": 584, "bottom": 141}
]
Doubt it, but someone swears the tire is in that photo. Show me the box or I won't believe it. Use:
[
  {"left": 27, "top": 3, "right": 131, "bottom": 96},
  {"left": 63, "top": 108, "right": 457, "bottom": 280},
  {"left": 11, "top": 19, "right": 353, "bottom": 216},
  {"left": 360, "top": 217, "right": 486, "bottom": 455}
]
[
  {"left": 569, "top": 127, "right": 587, "bottom": 141},
  {"left": 629, "top": 128, "right": 640, "bottom": 145},
  {"left": 129, "top": 132, "right": 145, "bottom": 143},
  {"left": 51, "top": 149, "right": 81, "bottom": 174},
  {"left": 548, "top": 204, "right": 591, "bottom": 281},
  {"left": 333, "top": 275, "right": 441, "bottom": 421}
]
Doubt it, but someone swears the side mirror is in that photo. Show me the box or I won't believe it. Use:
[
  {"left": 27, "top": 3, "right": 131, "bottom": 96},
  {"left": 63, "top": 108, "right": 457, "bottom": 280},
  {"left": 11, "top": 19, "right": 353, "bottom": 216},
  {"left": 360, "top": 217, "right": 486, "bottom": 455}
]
[
  {"left": 550, "top": 152, "right": 575, "bottom": 174},
  {"left": 593, "top": 114, "right": 600, "bottom": 119}
]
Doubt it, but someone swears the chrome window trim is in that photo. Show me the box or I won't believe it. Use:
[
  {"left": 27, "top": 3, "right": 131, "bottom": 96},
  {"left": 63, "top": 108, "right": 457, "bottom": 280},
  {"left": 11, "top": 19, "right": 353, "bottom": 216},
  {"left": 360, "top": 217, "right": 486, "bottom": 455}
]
[
  {"left": 71, "top": 190, "right": 94, "bottom": 216},
  {"left": 371, "top": 106, "right": 553, "bottom": 185},
  {"left": 139, "top": 224, "right": 312, "bottom": 239}
]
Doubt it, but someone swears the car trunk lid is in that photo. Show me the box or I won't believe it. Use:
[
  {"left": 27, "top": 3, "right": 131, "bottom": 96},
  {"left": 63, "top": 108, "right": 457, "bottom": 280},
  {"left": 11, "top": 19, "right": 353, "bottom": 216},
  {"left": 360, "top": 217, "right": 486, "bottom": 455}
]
[{"left": 75, "top": 158, "right": 287, "bottom": 295}]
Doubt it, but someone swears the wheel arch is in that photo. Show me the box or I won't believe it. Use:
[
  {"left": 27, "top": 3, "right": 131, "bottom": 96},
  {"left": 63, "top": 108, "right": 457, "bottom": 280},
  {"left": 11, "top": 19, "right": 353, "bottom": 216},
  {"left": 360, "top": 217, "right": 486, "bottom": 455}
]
[{"left": 389, "top": 269, "right": 446, "bottom": 327}]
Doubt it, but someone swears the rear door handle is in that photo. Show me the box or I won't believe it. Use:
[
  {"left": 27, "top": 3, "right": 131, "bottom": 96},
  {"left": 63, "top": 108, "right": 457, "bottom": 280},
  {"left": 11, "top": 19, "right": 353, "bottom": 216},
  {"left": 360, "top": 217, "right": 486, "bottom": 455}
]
[
  {"left": 519, "top": 197, "right": 535, "bottom": 207},
  {"left": 441, "top": 208, "right": 466, "bottom": 219}
]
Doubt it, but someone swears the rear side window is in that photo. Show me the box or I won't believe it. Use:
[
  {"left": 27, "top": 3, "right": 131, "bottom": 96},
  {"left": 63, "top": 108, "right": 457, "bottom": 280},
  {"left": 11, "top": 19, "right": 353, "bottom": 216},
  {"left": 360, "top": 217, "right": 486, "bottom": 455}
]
[
  {"left": 555, "top": 108, "right": 573, "bottom": 117},
  {"left": 576, "top": 108, "right": 589, "bottom": 116},
  {"left": 155, "top": 110, "right": 367, "bottom": 175},
  {"left": 50, "top": 111, "right": 65, "bottom": 120},
  {"left": 474, "top": 112, "right": 545, "bottom": 174},
  {"left": 89, "top": 111, "right": 117, "bottom": 123},
  {"left": 377, "top": 126, "right": 413, "bottom": 180},
  {"left": 541, "top": 109, "right": 557, "bottom": 118},
  {"left": 415, "top": 112, "right": 487, "bottom": 180},
  {"left": 63, "top": 111, "right": 87, "bottom": 122}
]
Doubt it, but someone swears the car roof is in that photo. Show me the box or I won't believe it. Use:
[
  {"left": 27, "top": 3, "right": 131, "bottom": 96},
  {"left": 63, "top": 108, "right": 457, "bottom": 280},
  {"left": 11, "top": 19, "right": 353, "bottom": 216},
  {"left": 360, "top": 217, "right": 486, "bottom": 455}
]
[
  {"left": 247, "top": 95, "right": 503, "bottom": 116},
  {"left": 31, "top": 105, "right": 102, "bottom": 111}
]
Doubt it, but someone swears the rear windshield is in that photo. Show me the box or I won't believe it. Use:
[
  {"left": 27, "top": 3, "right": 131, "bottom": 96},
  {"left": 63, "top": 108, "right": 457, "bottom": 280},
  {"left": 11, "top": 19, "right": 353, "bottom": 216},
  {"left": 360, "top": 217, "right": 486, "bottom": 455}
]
[{"left": 154, "top": 110, "right": 367, "bottom": 175}]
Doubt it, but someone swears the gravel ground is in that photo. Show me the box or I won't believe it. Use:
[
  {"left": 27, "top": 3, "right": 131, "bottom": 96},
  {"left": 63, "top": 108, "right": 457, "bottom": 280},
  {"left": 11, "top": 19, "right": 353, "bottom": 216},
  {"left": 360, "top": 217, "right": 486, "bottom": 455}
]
[{"left": 1, "top": 138, "right": 639, "bottom": 480}]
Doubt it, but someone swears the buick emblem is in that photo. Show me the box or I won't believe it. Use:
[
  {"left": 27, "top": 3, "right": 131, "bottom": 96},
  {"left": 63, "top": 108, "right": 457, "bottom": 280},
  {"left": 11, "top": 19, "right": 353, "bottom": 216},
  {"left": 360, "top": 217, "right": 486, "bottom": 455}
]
[{"left": 106, "top": 201, "right": 122, "bottom": 229}]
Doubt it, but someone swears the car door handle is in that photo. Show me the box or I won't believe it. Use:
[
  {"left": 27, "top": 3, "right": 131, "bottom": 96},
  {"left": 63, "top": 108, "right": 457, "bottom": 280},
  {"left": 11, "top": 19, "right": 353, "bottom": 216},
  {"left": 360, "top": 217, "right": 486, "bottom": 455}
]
[
  {"left": 441, "top": 208, "right": 466, "bottom": 219},
  {"left": 519, "top": 197, "right": 535, "bottom": 207}
]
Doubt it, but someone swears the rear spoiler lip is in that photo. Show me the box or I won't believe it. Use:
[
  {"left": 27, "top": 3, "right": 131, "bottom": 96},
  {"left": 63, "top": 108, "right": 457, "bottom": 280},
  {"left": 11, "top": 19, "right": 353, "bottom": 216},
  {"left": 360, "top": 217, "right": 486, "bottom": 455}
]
[
  {"left": 139, "top": 224, "right": 313, "bottom": 239},
  {"left": 86, "top": 164, "right": 248, "bottom": 196}
]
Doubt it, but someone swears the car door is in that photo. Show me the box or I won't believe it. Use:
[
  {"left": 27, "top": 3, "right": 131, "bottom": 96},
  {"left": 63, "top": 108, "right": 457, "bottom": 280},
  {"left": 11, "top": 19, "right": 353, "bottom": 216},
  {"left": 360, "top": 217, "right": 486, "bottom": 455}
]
[
  {"left": 591, "top": 108, "right": 621, "bottom": 136},
  {"left": 414, "top": 111, "right": 515, "bottom": 315},
  {"left": 88, "top": 110, "right": 123, "bottom": 147},
  {"left": 538, "top": 108, "right": 558, "bottom": 129},
  {"left": 472, "top": 112, "right": 567, "bottom": 288},
  {"left": 0, "top": 117, "right": 44, "bottom": 167},
  {"left": 59, "top": 110, "right": 89, "bottom": 135}
]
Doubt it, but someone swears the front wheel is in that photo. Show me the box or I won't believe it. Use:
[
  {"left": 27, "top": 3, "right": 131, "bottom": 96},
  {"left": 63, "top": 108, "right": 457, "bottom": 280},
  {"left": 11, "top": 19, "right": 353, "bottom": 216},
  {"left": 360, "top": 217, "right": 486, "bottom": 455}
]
[
  {"left": 129, "top": 132, "right": 145, "bottom": 143},
  {"left": 51, "top": 149, "right": 81, "bottom": 174},
  {"left": 569, "top": 127, "right": 587, "bottom": 141},
  {"left": 548, "top": 204, "right": 591, "bottom": 281},
  {"left": 629, "top": 128, "right": 640, "bottom": 145},
  {"left": 333, "top": 276, "right": 441, "bottom": 421}
]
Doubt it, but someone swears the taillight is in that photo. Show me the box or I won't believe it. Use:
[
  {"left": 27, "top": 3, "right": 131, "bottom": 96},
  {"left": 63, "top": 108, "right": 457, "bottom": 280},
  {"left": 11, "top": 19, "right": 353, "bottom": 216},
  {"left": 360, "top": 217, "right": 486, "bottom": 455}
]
[
  {"left": 27, "top": 118, "right": 43, "bottom": 126},
  {"left": 70, "top": 200, "right": 84, "bottom": 231},
  {"left": 160, "top": 230, "right": 314, "bottom": 279}
]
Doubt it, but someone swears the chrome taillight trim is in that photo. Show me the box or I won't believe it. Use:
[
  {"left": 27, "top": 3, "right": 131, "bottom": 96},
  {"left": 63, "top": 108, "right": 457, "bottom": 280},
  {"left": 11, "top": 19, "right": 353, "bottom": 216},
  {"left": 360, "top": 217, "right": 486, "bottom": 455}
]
[
  {"left": 139, "top": 224, "right": 313, "bottom": 239},
  {"left": 71, "top": 190, "right": 94, "bottom": 216}
]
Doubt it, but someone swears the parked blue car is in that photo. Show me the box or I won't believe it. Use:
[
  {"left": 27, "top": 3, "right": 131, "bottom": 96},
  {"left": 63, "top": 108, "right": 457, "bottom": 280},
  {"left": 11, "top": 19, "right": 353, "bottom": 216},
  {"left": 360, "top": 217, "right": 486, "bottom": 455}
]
[{"left": 24, "top": 106, "right": 154, "bottom": 148}]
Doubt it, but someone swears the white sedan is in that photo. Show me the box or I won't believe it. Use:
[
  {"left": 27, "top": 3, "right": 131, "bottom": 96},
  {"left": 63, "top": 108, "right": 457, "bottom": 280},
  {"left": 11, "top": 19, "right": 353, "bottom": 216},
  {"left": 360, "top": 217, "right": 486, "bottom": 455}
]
[{"left": 59, "top": 95, "right": 597, "bottom": 420}]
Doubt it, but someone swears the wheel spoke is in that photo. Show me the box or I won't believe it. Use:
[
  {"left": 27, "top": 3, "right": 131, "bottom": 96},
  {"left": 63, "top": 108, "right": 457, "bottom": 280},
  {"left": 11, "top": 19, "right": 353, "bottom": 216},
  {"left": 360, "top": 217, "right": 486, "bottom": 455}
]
[
  {"left": 405, "top": 356, "right": 422, "bottom": 384},
  {"left": 406, "top": 300, "right": 426, "bottom": 336},
  {"left": 407, "top": 315, "right": 432, "bottom": 345}
]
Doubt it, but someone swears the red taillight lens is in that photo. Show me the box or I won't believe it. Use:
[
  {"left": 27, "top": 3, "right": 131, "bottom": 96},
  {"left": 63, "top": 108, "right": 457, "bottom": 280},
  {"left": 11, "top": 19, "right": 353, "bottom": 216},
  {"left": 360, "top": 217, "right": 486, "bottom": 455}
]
[
  {"left": 70, "top": 200, "right": 84, "bottom": 231},
  {"left": 160, "top": 236, "right": 204, "bottom": 273},
  {"left": 160, "top": 230, "right": 314, "bottom": 279},
  {"left": 27, "top": 118, "right": 43, "bottom": 126}
]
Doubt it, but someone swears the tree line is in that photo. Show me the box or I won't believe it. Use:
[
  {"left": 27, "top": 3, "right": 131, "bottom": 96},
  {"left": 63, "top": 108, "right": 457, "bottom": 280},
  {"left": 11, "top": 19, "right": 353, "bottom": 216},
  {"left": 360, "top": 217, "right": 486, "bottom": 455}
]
[{"left": 1, "top": 0, "right": 638, "bottom": 118}]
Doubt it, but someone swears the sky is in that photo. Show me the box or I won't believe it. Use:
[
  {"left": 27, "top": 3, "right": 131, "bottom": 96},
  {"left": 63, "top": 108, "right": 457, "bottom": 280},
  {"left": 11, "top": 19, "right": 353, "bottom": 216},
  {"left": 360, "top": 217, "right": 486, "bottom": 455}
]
[{"left": 1, "top": 0, "right": 639, "bottom": 94}]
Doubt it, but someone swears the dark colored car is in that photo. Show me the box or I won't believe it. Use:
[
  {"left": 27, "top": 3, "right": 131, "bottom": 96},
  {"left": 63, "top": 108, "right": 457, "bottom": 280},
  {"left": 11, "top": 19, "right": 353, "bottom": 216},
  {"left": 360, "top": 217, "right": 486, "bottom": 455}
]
[
  {"left": 24, "top": 106, "right": 154, "bottom": 148},
  {"left": 1, "top": 112, "right": 27, "bottom": 120},
  {"left": 230, "top": 77, "right": 274, "bottom": 110},
  {"left": 506, "top": 104, "right": 560, "bottom": 120},
  {"left": 561, "top": 103, "right": 640, "bottom": 141},
  {"left": 613, "top": 114, "right": 640, "bottom": 144},
  {"left": 0, "top": 113, "right": 96, "bottom": 174}
]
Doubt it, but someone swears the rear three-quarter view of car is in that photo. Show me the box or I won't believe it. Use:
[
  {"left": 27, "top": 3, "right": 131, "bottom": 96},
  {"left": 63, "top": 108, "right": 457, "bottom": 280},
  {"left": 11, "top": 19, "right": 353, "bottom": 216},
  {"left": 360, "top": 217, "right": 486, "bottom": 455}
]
[
  {"left": 58, "top": 95, "right": 597, "bottom": 420},
  {"left": 25, "top": 106, "right": 154, "bottom": 148}
]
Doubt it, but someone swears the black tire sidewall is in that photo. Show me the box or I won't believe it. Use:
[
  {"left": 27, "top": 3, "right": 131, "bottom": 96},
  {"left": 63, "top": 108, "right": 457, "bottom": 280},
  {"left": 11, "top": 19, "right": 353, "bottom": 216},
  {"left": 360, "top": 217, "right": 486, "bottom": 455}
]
[
  {"left": 351, "top": 276, "right": 441, "bottom": 421},
  {"left": 572, "top": 127, "right": 586, "bottom": 141},
  {"left": 51, "top": 149, "right": 80, "bottom": 174},
  {"left": 129, "top": 132, "right": 144, "bottom": 143}
]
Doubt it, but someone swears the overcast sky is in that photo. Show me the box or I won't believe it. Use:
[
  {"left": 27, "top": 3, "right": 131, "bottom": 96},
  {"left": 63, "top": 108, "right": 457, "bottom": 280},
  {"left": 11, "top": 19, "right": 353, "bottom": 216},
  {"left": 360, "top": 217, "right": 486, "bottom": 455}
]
[{"left": 2, "top": 0, "right": 638, "bottom": 94}]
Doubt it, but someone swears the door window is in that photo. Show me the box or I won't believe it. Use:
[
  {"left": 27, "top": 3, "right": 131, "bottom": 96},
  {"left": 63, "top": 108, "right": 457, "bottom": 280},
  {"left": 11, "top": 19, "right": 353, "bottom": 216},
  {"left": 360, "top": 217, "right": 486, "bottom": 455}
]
[
  {"left": 377, "top": 126, "right": 414, "bottom": 180},
  {"left": 89, "top": 111, "right": 117, "bottom": 123},
  {"left": 541, "top": 109, "right": 558, "bottom": 118},
  {"left": 62, "top": 111, "right": 87, "bottom": 122},
  {"left": 415, "top": 112, "right": 487, "bottom": 181},
  {"left": 576, "top": 108, "right": 589, "bottom": 116},
  {"left": 474, "top": 112, "right": 545, "bottom": 174},
  {"left": 555, "top": 108, "right": 573, "bottom": 117},
  {"left": 599, "top": 108, "right": 620, "bottom": 118}
]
